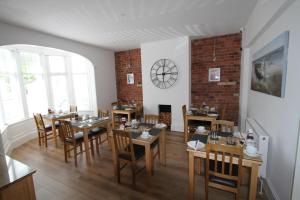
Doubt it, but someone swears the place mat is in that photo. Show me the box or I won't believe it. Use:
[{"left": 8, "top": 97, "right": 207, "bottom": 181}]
[
  {"left": 189, "top": 134, "right": 208, "bottom": 144},
  {"left": 131, "top": 131, "right": 141, "bottom": 139},
  {"left": 149, "top": 128, "right": 160, "bottom": 136},
  {"left": 139, "top": 123, "right": 155, "bottom": 128}
]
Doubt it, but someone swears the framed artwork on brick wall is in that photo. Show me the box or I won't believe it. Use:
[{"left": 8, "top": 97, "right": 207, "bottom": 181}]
[
  {"left": 127, "top": 73, "right": 134, "bottom": 84},
  {"left": 209, "top": 68, "right": 220, "bottom": 82}
]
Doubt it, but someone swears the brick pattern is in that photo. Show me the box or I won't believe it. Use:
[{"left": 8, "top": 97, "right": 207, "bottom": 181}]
[
  {"left": 114, "top": 49, "right": 143, "bottom": 105},
  {"left": 191, "top": 33, "right": 241, "bottom": 124}
]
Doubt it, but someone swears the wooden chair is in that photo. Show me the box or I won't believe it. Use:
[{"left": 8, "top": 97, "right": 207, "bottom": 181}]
[
  {"left": 98, "top": 109, "right": 109, "bottom": 118},
  {"left": 112, "top": 129, "right": 145, "bottom": 185},
  {"left": 215, "top": 120, "right": 234, "bottom": 132},
  {"left": 33, "top": 113, "right": 56, "bottom": 147},
  {"left": 205, "top": 144, "right": 243, "bottom": 200},
  {"left": 144, "top": 114, "right": 160, "bottom": 170},
  {"left": 59, "top": 120, "right": 95, "bottom": 167},
  {"left": 194, "top": 116, "right": 217, "bottom": 131},
  {"left": 88, "top": 109, "right": 110, "bottom": 154},
  {"left": 70, "top": 105, "right": 77, "bottom": 112},
  {"left": 218, "top": 107, "right": 226, "bottom": 120},
  {"left": 144, "top": 114, "right": 159, "bottom": 124}
]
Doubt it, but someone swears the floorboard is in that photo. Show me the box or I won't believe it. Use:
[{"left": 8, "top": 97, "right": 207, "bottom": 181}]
[{"left": 10, "top": 131, "right": 268, "bottom": 200}]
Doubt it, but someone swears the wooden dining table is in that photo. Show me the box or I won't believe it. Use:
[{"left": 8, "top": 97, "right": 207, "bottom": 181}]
[
  {"left": 184, "top": 111, "right": 218, "bottom": 142},
  {"left": 110, "top": 123, "right": 167, "bottom": 176},
  {"left": 71, "top": 117, "right": 111, "bottom": 166},
  {"left": 111, "top": 106, "right": 137, "bottom": 129},
  {"left": 43, "top": 112, "right": 76, "bottom": 147},
  {"left": 187, "top": 133, "right": 263, "bottom": 200}
]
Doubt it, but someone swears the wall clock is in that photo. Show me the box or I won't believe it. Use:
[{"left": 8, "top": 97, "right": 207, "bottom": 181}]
[{"left": 150, "top": 59, "right": 178, "bottom": 89}]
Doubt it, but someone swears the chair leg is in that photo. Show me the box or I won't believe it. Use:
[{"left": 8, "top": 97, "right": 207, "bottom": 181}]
[
  {"left": 131, "top": 162, "right": 136, "bottom": 185},
  {"left": 205, "top": 181, "right": 208, "bottom": 200},
  {"left": 38, "top": 132, "right": 41, "bottom": 146},
  {"left": 117, "top": 160, "right": 121, "bottom": 184},
  {"left": 45, "top": 134, "right": 48, "bottom": 148},
  {"left": 95, "top": 136, "right": 100, "bottom": 155},
  {"left": 80, "top": 143, "right": 83, "bottom": 152},
  {"left": 74, "top": 145, "right": 77, "bottom": 167},
  {"left": 64, "top": 144, "right": 68, "bottom": 163},
  {"left": 90, "top": 140, "right": 94, "bottom": 156}
]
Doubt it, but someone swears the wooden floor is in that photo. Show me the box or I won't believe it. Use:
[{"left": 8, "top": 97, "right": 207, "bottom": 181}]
[{"left": 11, "top": 132, "right": 268, "bottom": 200}]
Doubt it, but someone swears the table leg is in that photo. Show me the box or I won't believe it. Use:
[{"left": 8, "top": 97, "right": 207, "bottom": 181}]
[
  {"left": 83, "top": 129, "right": 91, "bottom": 166},
  {"left": 249, "top": 163, "right": 259, "bottom": 200},
  {"left": 52, "top": 119, "right": 58, "bottom": 147},
  {"left": 185, "top": 118, "right": 188, "bottom": 143},
  {"left": 145, "top": 144, "right": 152, "bottom": 176},
  {"left": 159, "top": 128, "right": 166, "bottom": 166},
  {"left": 189, "top": 151, "right": 195, "bottom": 200},
  {"left": 112, "top": 112, "right": 115, "bottom": 129},
  {"left": 110, "top": 135, "right": 117, "bottom": 176}
]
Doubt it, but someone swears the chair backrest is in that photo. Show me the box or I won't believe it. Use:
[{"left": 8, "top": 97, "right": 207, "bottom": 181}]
[
  {"left": 59, "top": 120, "right": 75, "bottom": 143},
  {"left": 112, "top": 129, "right": 135, "bottom": 161},
  {"left": 196, "top": 116, "right": 217, "bottom": 131},
  {"left": 98, "top": 109, "right": 109, "bottom": 118},
  {"left": 144, "top": 114, "right": 159, "bottom": 124},
  {"left": 33, "top": 113, "right": 46, "bottom": 133},
  {"left": 70, "top": 105, "right": 77, "bottom": 112},
  {"left": 215, "top": 120, "right": 234, "bottom": 132},
  {"left": 218, "top": 107, "right": 225, "bottom": 120},
  {"left": 205, "top": 143, "right": 243, "bottom": 192}
]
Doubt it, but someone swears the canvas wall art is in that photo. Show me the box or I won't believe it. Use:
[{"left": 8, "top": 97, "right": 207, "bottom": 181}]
[{"left": 251, "top": 31, "right": 289, "bottom": 97}]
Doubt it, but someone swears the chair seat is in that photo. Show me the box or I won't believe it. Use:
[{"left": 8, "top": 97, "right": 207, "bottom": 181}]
[
  {"left": 65, "top": 132, "right": 90, "bottom": 144},
  {"left": 206, "top": 160, "right": 239, "bottom": 188},
  {"left": 89, "top": 127, "right": 107, "bottom": 136},
  {"left": 209, "top": 175, "right": 237, "bottom": 188},
  {"left": 119, "top": 144, "right": 145, "bottom": 161},
  {"left": 45, "top": 122, "right": 60, "bottom": 132}
]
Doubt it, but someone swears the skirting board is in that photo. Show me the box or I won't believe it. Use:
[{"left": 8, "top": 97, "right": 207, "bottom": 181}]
[
  {"left": 263, "top": 178, "right": 280, "bottom": 200},
  {"left": 4, "top": 130, "right": 36, "bottom": 155}
]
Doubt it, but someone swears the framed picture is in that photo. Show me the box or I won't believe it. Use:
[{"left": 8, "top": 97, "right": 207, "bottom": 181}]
[
  {"left": 127, "top": 73, "right": 134, "bottom": 84},
  {"left": 209, "top": 68, "right": 221, "bottom": 82},
  {"left": 251, "top": 31, "right": 289, "bottom": 97}
]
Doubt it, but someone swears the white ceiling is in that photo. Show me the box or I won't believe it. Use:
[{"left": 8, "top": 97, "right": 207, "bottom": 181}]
[{"left": 0, "top": 0, "right": 256, "bottom": 51}]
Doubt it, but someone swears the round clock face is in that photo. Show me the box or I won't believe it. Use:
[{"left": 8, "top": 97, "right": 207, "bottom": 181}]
[{"left": 150, "top": 59, "right": 178, "bottom": 89}]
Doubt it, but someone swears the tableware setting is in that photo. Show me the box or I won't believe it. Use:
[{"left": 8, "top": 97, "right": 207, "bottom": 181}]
[
  {"left": 187, "top": 140, "right": 205, "bottom": 150},
  {"left": 196, "top": 126, "right": 206, "bottom": 133},
  {"left": 140, "top": 131, "right": 151, "bottom": 139},
  {"left": 154, "top": 123, "right": 167, "bottom": 129}
]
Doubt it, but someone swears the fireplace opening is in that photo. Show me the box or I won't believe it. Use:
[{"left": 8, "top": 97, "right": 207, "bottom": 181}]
[{"left": 158, "top": 104, "right": 171, "bottom": 129}]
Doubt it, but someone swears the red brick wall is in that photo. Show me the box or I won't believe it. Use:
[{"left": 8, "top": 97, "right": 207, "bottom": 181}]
[
  {"left": 114, "top": 49, "right": 143, "bottom": 105},
  {"left": 191, "top": 33, "right": 241, "bottom": 124}
]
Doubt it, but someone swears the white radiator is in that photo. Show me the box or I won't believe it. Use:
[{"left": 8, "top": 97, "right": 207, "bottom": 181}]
[{"left": 245, "top": 117, "right": 269, "bottom": 179}]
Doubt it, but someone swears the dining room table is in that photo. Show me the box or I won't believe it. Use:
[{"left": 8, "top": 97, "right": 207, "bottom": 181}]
[
  {"left": 43, "top": 112, "right": 77, "bottom": 147},
  {"left": 71, "top": 117, "right": 111, "bottom": 166},
  {"left": 187, "top": 131, "right": 263, "bottom": 200},
  {"left": 111, "top": 105, "right": 137, "bottom": 129},
  {"left": 110, "top": 122, "right": 167, "bottom": 176},
  {"left": 184, "top": 109, "right": 219, "bottom": 142}
]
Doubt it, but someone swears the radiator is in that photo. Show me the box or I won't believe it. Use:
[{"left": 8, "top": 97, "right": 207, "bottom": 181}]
[{"left": 245, "top": 117, "right": 269, "bottom": 179}]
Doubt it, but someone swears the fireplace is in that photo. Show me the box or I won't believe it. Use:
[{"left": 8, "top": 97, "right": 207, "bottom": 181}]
[{"left": 158, "top": 104, "right": 171, "bottom": 129}]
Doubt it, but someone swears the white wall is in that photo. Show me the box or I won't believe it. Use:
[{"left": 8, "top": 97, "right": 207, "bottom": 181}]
[
  {"left": 141, "top": 37, "right": 190, "bottom": 132},
  {"left": 240, "top": 0, "right": 300, "bottom": 199},
  {"left": 0, "top": 21, "right": 117, "bottom": 153},
  {"left": 0, "top": 21, "right": 117, "bottom": 110}
]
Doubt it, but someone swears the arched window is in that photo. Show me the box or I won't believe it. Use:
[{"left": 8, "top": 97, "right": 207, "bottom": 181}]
[{"left": 0, "top": 45, "right": 97, "bottom": 128}]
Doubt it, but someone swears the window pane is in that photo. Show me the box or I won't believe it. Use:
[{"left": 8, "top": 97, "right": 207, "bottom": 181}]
[
  {"left": 23, "top": 74, "right": 48, "bottom": 114},
  {"left": 73, "top": 74, "right": 90, "bottom": 110},
  {"left": 51, "top": 75, "right": 69, "bottom": 111},
  {"left": 0, "top": 49, "right": 17, "bottom": 73},
  {"left": 48, "top": 56, "right": 65, "bottom": 73},
  {"left": 19, "top": 52, "right": 42, "bottom": 73},
  {"left": 71, "top": 55, "right": 89, "bottom": 74},
  {"left": 0, "top": 75, "right": 24, "bottom": 122}
]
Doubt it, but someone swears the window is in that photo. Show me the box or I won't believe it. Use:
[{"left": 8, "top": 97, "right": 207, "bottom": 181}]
[
  {"left": 47, "top": 56, "right": 69, "bottom": 111},
  {"left": 0, "top": 49, "right": 24, "bottom": 125},
  {"left": 19, "top": 52, "right": 48, "bottom": 115},
  {"left": 0, "top": 45, "right": 96, "bottom": 127}
]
